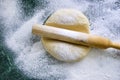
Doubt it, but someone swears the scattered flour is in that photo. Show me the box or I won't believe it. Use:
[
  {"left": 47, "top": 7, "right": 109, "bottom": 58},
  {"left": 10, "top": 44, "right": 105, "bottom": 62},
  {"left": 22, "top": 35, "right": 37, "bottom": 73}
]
[{"left": 1, "top": 0, "right": 120, "bottom": 80}]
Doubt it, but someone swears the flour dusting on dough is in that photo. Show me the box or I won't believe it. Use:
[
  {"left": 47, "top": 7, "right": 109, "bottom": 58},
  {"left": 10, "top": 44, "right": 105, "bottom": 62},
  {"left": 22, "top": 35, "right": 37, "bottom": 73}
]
[{"left": 42, "top": 9, "right": 90, "bottom": 62}]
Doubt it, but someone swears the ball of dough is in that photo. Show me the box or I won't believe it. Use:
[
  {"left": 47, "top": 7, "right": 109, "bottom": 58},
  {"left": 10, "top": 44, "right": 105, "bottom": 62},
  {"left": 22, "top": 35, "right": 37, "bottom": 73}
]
[{"left": 42, "top": 9, "right": 91, "bottom": 62}]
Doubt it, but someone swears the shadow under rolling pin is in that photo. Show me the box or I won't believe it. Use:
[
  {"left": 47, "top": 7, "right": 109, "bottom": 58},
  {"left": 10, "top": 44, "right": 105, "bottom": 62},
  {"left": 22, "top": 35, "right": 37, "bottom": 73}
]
[{"left": 32, "top": 24, "right": 120, "bottom": 50}]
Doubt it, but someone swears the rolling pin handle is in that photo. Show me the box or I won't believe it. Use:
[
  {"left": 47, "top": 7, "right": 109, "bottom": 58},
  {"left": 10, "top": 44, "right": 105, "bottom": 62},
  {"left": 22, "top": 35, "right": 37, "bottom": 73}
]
[{"left": 110, "top": 42, "right": 120, "bottom": 50}]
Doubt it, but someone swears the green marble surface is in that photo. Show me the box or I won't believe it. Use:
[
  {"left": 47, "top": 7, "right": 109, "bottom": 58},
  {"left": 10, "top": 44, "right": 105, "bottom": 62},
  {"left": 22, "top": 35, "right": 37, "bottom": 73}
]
[
  {"left": 0, "top": 0, "right": 43, "bottom": 80},
  {"left": 0, "top": 18, "right": 33, "bottom": 80}
]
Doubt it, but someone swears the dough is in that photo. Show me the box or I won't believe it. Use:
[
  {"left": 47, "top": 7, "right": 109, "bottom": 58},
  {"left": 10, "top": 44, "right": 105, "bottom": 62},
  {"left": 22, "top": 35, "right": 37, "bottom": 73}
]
[{"left": 42, "top": 9, "right": 91, "bottom": 62}]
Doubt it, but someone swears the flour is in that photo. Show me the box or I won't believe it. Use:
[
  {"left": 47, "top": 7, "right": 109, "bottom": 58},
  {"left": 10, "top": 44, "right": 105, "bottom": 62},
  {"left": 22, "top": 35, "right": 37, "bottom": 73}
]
[
  {"left": 2, "top": 0, "right": 120, "bottom": 80},
  {"left": 56, "top": 14, "right": 77, "bottom": 25}
]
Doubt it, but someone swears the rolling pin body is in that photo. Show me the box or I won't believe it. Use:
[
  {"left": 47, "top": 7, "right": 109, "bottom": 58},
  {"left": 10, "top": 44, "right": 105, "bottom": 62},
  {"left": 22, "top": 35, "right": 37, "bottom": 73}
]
[{"left": 32, "top": 24, "right": 120, "bottom": 49}]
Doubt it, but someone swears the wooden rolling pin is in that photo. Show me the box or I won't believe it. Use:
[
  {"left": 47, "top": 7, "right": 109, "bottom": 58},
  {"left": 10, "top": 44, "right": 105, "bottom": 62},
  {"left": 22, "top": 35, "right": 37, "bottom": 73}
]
[{"left": 32, "top": 24, "right": 120, "bottom": 50}]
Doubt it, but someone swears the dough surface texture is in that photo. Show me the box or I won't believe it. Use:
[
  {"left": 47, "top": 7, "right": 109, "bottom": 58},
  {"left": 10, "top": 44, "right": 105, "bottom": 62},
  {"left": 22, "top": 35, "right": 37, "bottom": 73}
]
[{"left": 42, "top": 9, "right": 91, "bottom": 62}]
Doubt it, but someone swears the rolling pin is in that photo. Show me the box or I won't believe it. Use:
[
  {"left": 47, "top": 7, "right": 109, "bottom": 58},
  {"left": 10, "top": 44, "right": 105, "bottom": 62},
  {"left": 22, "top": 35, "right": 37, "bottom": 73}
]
[{"left": 32, "top": 24, "right": 120, "bottom": 50}]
